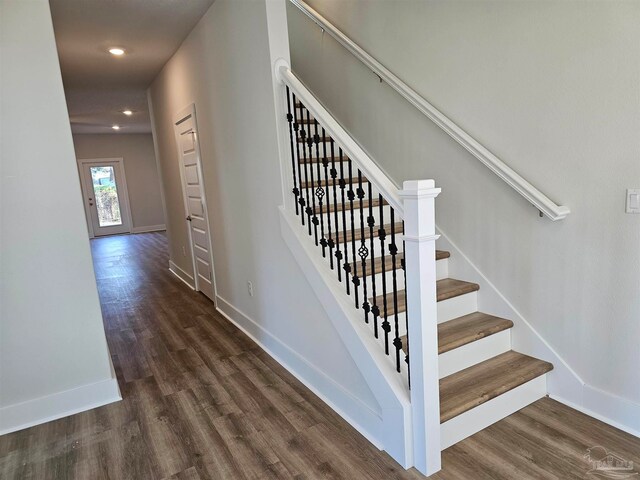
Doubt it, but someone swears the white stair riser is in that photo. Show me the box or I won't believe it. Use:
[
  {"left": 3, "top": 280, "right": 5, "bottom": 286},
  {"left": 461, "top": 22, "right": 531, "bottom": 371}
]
[
  {"left": 437, "top": 292, "right": 477, "bottom": 324},
  {"left": 351, "top": 290, "right": 478, "bottom": 338},
  {"left": 440, "top": 374, "right": 548, "bottom": 450},
  {"left": 438, "top": 329, "right": 511, "bottom": 379},
  {"left": 351, "top": 258, "right": 449, "bottom": 304}
]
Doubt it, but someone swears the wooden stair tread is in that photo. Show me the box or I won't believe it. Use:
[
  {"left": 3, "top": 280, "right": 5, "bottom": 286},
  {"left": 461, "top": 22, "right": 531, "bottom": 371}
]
[
  {"left": 331, "top": 222, "right": 403, "bottom": 245},
  {"left": 299, "top": 156, "right": 347, "bottom": 165},
  {"left": 313, "top": 197, "right": 387, "bottom": 215},
  {"left": 297, "top": 136, "right": 332, "bottom": 144},
  {"left": 345, "top": 250, "right": 449, "bottom": 273},
  {"left": 439, "top": 351, "right": 553, "bottom": 423},
  {"left": 400, "top": 312, "right": 513, "bottom": 355},
  {"left": 372, "top": 278, "right": 479, "bottom": 317},
  {"left": 301, "top": 177, "right": 364, "bottom": 189}
]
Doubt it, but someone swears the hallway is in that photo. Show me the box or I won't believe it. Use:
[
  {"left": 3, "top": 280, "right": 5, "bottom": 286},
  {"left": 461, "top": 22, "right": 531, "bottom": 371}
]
[{"left": 1, "top": 233, "right": 638, "bottom": 479}]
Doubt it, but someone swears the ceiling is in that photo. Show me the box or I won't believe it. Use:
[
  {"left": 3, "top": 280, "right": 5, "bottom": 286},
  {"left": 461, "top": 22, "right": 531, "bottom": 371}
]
[{"left": 50, "top": 0, "right": 215, "bottom": 134}]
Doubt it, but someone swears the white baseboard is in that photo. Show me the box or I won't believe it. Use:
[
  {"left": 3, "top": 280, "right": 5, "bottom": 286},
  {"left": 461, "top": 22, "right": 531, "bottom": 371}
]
[
  {"left": 0, "top": 376, "right": 121, "bottom": 435},
  {"left": 131, "top": 224, "right": 166, "bottom": 234},
  {"left": 169, "top": 260, "right": 195, "bottom": 289},
  {"left": 552, "top": 386, "right": 640, "bottom": 439},
  {"left": 214, "top": 294, "right": 384, "bottom": 449}
]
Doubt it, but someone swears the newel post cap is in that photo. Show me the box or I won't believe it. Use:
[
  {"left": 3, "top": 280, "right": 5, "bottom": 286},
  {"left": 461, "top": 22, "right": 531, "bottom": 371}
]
[{"left": 399, "top": 179, "right": 441, "bottom": 199}]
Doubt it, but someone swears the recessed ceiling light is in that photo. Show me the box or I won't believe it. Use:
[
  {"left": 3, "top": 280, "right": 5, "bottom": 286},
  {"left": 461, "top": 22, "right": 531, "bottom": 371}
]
[
  {"left": 108, "top": 47, "right": 125, "bottom": 56},
  {"left": 122, "top": 110, "right": 133, "bottom": 116},
  {"left": 112, "top": 125, "right": 120, "bottom": 130}
]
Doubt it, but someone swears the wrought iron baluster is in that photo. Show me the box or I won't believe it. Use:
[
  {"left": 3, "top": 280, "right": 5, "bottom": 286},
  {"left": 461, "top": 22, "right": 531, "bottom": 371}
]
[
  {"left": 402, "top": 222, "right": 410, "bottom": 385},
  {"left": 305, "top": 109, "right": 319, "bottom": 245},
  {"left": 291, "top": 93, "right": 305, "bottom": 226},
  {"left": 357, "top": 171, "right": 370, "bottom": 323},
  {"left": 330, "top": 139, "right": 341, "bottom": 279},
  {"left": 298, "top": 104, "right": 312, "bottom": 234},
  {"left": 390, "top": 211, "right": 402, "bottom": 373},
  {"left": 285, "top": 87, "right": 299, "bottom": 216},
  {"left": 347, "top": 159, "right": 359, "bottom": 308},
  {"left": 379, "top": 195, "right": 391, "bottom": 356},
  {"left": 339, "top": 149, "right": 350, "bottom": 294},
  {"left": 313, "top": 120, "right": 327, "bottom": 258},
  {"left": 368, "top": 182, "right": 378, "bottom": 337}
]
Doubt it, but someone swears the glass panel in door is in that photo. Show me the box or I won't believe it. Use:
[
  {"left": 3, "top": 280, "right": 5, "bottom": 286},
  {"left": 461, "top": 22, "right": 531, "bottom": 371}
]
[{"left": 90, "top": 166, "right": 123, "bottom": 227}]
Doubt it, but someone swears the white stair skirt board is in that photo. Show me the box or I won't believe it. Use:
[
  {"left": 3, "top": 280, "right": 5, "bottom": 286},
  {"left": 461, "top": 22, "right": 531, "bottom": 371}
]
[
  {"left": 437, "top": 291, "right": 477, "bottom": 324},
  {"left": 440, "top": 374, "right": 548, "bottom": 450},
  {"left": 279, "top": 207, "right": 414, "bottom": 468},
  {"left": 439, "top": 329, "right": 511, "bottom": 379},
  {"left": 0, "top": 376, "right": 121, "bottom": 435}
]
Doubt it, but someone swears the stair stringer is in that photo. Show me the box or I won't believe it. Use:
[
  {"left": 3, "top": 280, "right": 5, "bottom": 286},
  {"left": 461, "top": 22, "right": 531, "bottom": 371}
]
[
  {"left": 280, "top": 207, "right": 414, "bottom": 469},
  {"left": 435, "top": 225, "right": 585, "bottom": 407}
]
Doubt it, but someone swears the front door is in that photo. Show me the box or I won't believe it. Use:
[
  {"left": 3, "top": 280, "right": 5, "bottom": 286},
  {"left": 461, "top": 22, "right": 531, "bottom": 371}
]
[
  {"left": 79, "top": 159, "right": 132, "bottom": 237},
  {"left": 174, "top": 106, "right": 215, "bottom": 301}
]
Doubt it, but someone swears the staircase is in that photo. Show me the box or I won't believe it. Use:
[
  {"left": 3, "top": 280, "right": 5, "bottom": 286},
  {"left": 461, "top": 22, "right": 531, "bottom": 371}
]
[{"left": 276, "top": 66, "right": 554, "bottom": 476}]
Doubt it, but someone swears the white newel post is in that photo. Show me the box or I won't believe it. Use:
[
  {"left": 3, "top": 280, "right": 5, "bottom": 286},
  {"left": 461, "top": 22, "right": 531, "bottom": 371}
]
[{"left": 399, "top": 179, "right": 442, "bottom": 475}]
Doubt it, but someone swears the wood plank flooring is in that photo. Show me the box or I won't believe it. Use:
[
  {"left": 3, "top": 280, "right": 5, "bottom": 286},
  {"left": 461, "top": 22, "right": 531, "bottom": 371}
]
[{"left": 1, "top": 232, "right": 638, "bottom": 479}]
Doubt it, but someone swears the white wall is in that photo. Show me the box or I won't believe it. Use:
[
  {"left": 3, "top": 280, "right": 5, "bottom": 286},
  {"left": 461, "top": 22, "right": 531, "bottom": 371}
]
[
  {"left": 0, "top": 0, "right": 120, "bottom": 434},
  {"left": 73, "top": 133, "right": 166, "bottom": 232},
  {"left": 148, "top": 0, "right": 382, "bottom": 440},
  {"left": 287, "top": 0, "right": 640, "bottom": 429}
]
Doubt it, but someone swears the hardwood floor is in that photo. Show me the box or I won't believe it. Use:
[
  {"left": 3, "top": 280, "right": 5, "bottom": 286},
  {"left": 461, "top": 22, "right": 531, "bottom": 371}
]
[{"left": 1, "top": 232, "right": 638, "bottom": 479}]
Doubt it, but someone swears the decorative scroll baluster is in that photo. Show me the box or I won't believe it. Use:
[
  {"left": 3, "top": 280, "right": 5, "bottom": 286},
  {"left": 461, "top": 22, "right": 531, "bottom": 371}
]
[
  {"left": 330, "top": 139, "right": 340, "bottom": 278},
  {"left": 347, "top": 159, "right": 359, "bottom": 308},
  {"left": 305, "top": 109, "right": 319, "bottom": 245},
  {"left": 339, "top": 149, "right": 350, "bottom": 294},
  {"left": 368, "top": 180, "right": 379, "bottom": 337},
  {"left": 285, "top": 87, "right": 299, "bottom": 216},
  {"left": 379, "top": 195, "right": 391, "bottom": 356},
  {"left": 357, "top": 172, "right": 370, "bottom": 323},
  {"left": 291, "top": 93, "right": 305, "bottom": 226},
  {"left": 313, "top": 119, "right": 327, "bottom": 257},
  {"left": 390, "top": 211, "right": 403, "bottom": 373}
]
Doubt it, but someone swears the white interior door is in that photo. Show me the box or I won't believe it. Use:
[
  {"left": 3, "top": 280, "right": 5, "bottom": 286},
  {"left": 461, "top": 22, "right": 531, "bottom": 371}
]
[
  {"left": 174, "top": 105, "right": 215, "bottom": 301},
  {"left": 78, "top": 158, "right": 132, "bottom": 237}
]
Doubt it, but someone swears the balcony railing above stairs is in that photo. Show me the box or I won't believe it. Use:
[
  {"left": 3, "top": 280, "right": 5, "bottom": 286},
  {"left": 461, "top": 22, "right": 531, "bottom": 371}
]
[{"left": 276, "top": 62, "right": 442, "bottom": 475}]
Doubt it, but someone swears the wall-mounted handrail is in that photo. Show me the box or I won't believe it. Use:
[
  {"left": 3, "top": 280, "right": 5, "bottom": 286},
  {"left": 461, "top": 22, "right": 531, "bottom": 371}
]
[
  {"left": 288, "top": 0, "right": 570, "bottom": 221},
  {"left": 278, "top": 63, "right": 404, "bottom": 216}
]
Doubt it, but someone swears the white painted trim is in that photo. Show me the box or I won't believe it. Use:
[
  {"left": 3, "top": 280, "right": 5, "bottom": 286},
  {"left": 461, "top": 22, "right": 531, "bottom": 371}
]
[
  {"left": 77, "top": 157, "right": 134, "bottom": 237},
  {"left": 169, "top": 260, "right": 195, "bottom": 290},
  {"left": 277, "top": 66, "right": 404, "bottom": 216},
  {"left": 214, "top": 295, "right": 384, "bottom": 449},
  {"left": 0, "top": 376, "right": 121, "bottom": 435},
  {"left": 131, "top": 224, "right": 166, "bottom": 234},
  {"left": 288, "top": 0, "right": 570, "bottom": 221},
  {"left": 440, "top": 374, "right": 547, "bottom": 449},
  {"left": 279, "top": 206, "right": 414, "bottom": 468},
  {"left": 173, "top": 104, "right": 218, "bottom": 301},
  {"left": 552, "top": 387, "right": 640, "bottom": 439}
]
